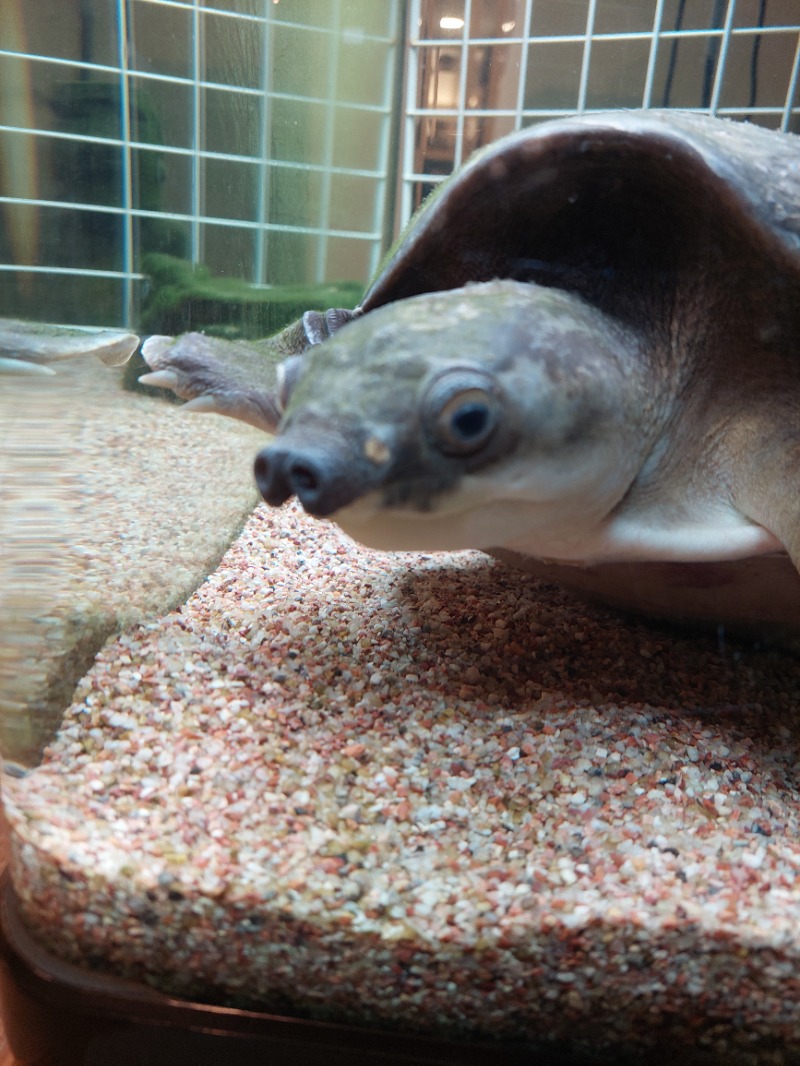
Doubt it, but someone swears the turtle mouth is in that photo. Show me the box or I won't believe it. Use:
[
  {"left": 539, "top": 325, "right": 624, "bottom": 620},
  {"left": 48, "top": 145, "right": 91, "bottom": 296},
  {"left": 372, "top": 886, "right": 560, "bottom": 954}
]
[{"left": 330, "top": 480, "right": 548, "bottom": 554}]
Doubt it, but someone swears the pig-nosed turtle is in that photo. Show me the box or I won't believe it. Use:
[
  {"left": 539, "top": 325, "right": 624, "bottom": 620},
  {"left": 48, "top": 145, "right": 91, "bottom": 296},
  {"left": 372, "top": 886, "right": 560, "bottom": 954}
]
[{"left": 141, "top": 110, "right": 800, "bottom": 629}]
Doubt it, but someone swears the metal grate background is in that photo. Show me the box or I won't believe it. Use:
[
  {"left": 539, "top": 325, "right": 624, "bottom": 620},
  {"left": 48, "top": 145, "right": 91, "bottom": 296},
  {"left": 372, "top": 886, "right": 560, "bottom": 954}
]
[
  {"left": 0, "top": 0, "right": 404, "bottom": 328},
  {"left": 0, "top": 0, "right": 798, "bottom": 331},
  {"left": 402, "top": 0, "right": 800, "bottom": 217}
]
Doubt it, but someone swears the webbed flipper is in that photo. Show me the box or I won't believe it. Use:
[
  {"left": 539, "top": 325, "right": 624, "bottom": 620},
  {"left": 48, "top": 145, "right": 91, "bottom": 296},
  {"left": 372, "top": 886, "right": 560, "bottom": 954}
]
[{"left": 140, "top": 308, "right": 359, "bottom": 434}]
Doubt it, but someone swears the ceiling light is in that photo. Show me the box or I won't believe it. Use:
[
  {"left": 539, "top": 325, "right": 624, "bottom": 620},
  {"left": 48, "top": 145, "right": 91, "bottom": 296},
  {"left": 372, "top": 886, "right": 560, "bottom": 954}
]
[{"left": 440, "top": 16, "right": 465, "bottom": 30}]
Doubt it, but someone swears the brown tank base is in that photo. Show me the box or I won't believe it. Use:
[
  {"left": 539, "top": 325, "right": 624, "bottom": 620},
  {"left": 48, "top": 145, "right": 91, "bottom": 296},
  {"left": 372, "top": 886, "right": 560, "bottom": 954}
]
[{"left": 0, "top": 870, "right": 547, "bottom": 1066}]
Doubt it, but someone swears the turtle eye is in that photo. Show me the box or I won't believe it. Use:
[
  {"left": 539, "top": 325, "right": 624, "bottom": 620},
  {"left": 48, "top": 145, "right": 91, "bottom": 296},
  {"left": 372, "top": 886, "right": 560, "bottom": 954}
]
[
  {"left": 436, "top": 388, "right": 497, "bottom": 454},
  {"left": 425, "top": 371, "right": 501, "bottom": 457}
]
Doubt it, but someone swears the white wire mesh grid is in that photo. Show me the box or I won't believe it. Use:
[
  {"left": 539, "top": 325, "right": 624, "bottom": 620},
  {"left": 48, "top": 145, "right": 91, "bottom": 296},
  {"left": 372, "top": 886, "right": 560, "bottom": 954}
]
[
  {"left": 402, "top": 0, "right": 800, "bottom": 222},
  {"left": 1, "top": 0, "right": 799, "bottom": 328},
  {"left": 0, "top": 0, "right": 402, "bottom": 327}
]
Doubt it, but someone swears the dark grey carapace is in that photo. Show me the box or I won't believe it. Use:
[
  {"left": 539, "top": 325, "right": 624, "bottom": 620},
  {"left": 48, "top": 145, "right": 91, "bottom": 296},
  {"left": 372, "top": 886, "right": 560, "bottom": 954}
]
[{"left": 141, "top": 110, "right": 800, "bottom": 628}]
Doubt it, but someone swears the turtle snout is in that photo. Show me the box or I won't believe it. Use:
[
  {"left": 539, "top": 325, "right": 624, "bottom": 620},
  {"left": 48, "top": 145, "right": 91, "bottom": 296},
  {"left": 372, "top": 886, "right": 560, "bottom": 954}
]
[
  {"left": 255, "top": 435, "right": 376, "bottom": 518},
  {"left": 254, "top": 447, "right": 323, "bottom": 510}
]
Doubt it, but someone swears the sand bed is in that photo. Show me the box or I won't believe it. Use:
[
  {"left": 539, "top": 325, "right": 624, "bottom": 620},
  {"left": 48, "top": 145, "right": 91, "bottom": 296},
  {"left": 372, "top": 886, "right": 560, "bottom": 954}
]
[{"left": 4, "top": 500, "right": 800, "bottom": 1061}]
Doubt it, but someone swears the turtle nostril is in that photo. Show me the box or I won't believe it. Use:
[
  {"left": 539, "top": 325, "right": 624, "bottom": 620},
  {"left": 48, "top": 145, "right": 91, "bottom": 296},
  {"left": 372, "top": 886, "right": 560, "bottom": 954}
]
[
  {"left": 254, "top": 446, "right": 329, "bottom": 512},
  {"left": 287, "top": 461, "right": 320, "bottom": 497},
  {"left": 254, "top": 451, "right": 270, "bottom": 488},
  {"left": 254, "top": 449, "right": 292, "bottom": 506}
]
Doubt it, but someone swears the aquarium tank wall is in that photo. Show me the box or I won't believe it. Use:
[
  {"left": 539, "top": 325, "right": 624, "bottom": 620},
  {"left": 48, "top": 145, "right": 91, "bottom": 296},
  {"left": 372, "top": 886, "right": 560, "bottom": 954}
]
[{"left": 1, "top": 2, "right": 800, "bottom": 1064}]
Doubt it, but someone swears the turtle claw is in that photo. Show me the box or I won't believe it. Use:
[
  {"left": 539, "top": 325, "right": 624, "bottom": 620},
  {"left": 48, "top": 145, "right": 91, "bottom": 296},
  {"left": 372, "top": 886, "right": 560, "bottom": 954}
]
[
  {"left": 137, "top": 368, "right": 180, "bottom": 390},
  {"left": 181, "top": 395, "right": 226, "bottom": 415}
]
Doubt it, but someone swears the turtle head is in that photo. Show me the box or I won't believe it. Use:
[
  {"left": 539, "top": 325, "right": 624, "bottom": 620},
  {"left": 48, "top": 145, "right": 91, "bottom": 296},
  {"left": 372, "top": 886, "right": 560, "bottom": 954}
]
[{"left": 255, "top": 280, "right": 649, "bottom": 557}]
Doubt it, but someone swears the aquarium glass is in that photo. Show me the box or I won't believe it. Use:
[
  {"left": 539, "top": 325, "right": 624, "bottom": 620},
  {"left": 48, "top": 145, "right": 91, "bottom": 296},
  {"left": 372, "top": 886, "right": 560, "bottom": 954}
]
[{"left": 1, "top": 0, "right": 800, "bottom": 1060}]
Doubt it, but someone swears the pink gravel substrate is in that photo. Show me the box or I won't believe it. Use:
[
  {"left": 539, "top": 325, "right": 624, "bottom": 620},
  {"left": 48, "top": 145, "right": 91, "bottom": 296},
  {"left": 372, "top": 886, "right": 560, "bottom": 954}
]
[{"left": 5, "top": 500, "right": 800, "bottom": 1060}]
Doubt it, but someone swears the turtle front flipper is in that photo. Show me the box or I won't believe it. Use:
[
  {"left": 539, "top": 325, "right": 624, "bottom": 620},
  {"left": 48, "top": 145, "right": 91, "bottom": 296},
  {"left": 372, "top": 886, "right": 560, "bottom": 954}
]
[
  {"left": 140, "top": 332, "right": 287, "bottom": 432},
  {"left": 140, "top": 309, "right": 359, "bottom": 434}
]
